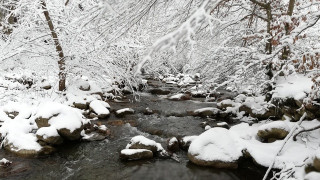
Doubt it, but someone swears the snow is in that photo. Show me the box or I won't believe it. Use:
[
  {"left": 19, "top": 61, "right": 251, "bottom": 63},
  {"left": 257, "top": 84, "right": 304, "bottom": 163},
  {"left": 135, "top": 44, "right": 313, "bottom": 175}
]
[
  {"left": 188, "top": 128, "right": 243, "bottom": 162},
  {"left": 169, "top": 137, "right": 178, "bottom": 146},
  {"left": 273, "top": 74, "right": 313, "bottom": 100},
  {"left": 194, "top": 107, "right": 220, "bottom": 114},
  {"left": 0, "top": 114, "right": 40, "bottom": 152},
  {"left": 218, "top": 95, "right": 270, "bottom": 118},
  {"left": 242, "top": 96, "right": 268, "bottom": 115},
  {"left": 258, "top": 121, "right": 290, "bottom": 132},
  {"left": 217, "top": 122, "right": 228, "bottom": 126},
  {"left": 163, "top": 76, "right": 179, "bottom": 83},
  {"left": 121, "top": 149, "right": 152, "bottom": 155},
  {"left": 2, "top": 102, "right": 33, "bottom": 119},
  {"left": 89, "top": 100, "right": 110, "bottom": 116},
  {"left": 78, "top": 80, "right": 90, "bottom": 90},
  {"left": 187, "top": 119, "right": 320, "bottom": 179},
  {"left": 0, "top": 158, "right": 11, "bottom": 165},
  {"left": 230, "top": 120, "right": 320, "bottom": 179},
  {"left": 0, "top": 110, "right": 10, "bottom": 122},
  {"left": 156, "top": 143, "right": 165, "bottom": 151},
  {"left": 5, "top": 132, "right": 42, "bottom": 151},
  {"left": 204, "top": 125, "right": 211, "bottom": 130},
  {"left": 36, "top": 126, "right": 59, "bottom": 139},
  {"left": 0, "top": 100, "right": 88, "bottom": 152},
  {"left": 168, "top": 93, "right": 185, "bottom": 100},
  {"left": 35, "top": 102, "right": 84, "bottom": 132},
  {"left": 126, "top": 135, "right": 157, "bottom": 149},
  {"left": 181, "top": 76, "right": 195, "bottom": 84},
  {"left": 181, "top": 136, "right": 198, "bottom": 143},
  {"left": 116, "top": 108, "right": 134, "bottom": 114},
  {"left": 98, "top": 125, "right": 108, "bottom": 131},
  {"left": 305, "top": 172, "right": 320, "bottom": 180}
]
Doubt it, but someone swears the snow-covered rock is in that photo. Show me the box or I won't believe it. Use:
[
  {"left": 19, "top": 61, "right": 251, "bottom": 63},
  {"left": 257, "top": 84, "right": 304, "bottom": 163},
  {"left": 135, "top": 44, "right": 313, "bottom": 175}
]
[
  {"left": 120, "top": 149, "right": 153, "bottom": 161},
  {"left": 115, "top": 108, "right": 134, "bottom": 117},
  {"left": 167, "top": 137, "right": 179, "bottom": 152},
  {"left": 216, "top": 122, "right": 229, "bottom": 129},
  {"left": 0, "top": 158, "right": 12, "bottom": 167},
  {"left": 179, "top": 135, "right": 198, "bottom": 150},
  {"left": 192, "top": 107, "right": 221, "bottom": 118},
  {"left": 257, "top": 121, "right": 290, "bottom": 142},
  {"left": 0, "top": 113, "right": 42, "bottom": 156},
  {"left": 81, "top": 131, "right": 107, "bottom": 141},
  {"left": 34, "top": 102, "right": 84, "bottom": 141},
  {"left": 273, "top": 74, "right": 313, "bottom": 100},
  {"left": 126, "top": 135, "right": 158, "bottom": 153},
  {"left": 168, "top": 93, "right": 191, "bottom": 101},
  {"left": 78, "top": 80, "right": 90, "bottom": 91},
  {"left": 188, "top": 128, "right": 243, "bottom": 168},
  {"left": 89, "top": 100, "right": 110, "bottom": 119},
  {"left": 36, "top": 126, "right": 63, "bottom": 145},
  {"left": 204, "top": 125, "right": 211, "bottom": 131}
]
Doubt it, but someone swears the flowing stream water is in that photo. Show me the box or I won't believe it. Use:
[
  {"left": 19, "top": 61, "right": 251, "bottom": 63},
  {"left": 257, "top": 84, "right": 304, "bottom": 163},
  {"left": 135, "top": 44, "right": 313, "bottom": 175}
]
[{"left": 0, "top": 80, "right": 269, "bottom": 180}]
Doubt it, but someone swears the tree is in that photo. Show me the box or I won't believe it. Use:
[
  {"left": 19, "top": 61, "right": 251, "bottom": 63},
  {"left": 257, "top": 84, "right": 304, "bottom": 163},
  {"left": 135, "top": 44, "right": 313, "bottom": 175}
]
[{"left": 41, "top": 0, "right": 66, "bottom": 91}]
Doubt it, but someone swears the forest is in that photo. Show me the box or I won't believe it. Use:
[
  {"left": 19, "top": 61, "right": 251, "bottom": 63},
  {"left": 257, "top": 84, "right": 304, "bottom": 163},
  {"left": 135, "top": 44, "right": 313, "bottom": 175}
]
[{"left": 0, "top": 0, "right": 320, "bottom": 179}]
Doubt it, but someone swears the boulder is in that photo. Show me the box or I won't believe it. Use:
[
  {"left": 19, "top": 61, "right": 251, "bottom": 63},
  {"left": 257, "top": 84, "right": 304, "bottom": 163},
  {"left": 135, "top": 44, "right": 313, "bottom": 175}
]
[
  {"left": 42, "top": 85, "right": 52, "bottom": 90},
  {"left": 120, "top": 149, "right": 153, "bottom": 161},
  {"left": 36, "top": 127, "right": 63, "bottom": 145},
  {"left": 73, "top": 102, "right": 89, "bottom": 110},
  {"left": 168, "top": 93, "right": 191, "bottom": 101},
  {"left": 5, "top": 111, "right": 19, "bottom": 119},
  {"left": 257, "top": 121, "right": 290, "bottom": 142},
  {"left": 115, "top": 108, "right": 135, "bottom": 118},
  {"left": 188, "top": 128, "right": 242, "bottom": 169},
  {"left": 82, "top": 132, "right": 107, "bottom": 141},
  {"left": 57, "top": 126, "right": 84, "bottom": 141},
  {"left": 3, "top": 141, "right": 41, "bottom": 157},
  {"left": 179, "top": 136, "right": 198, "bottom": 151},
  {"left": 39, "top": 145, "right": 56, "bottom": 155},
  {"left": 79, "top": 81, "right": 90, "bottom": 91},
  {"left": 89, "top": 100, "right": 110, "bottom": 119},
  {"left": 188, "top": 154, "right": 238, "bottom": 169},
  {"left": 217, "top": 100, "right": 234, "bottom": 110},
  {"left": 35, "top": 116, "right": 51, "bottom": 128},
  {"left": 313, "top": 156, "right": 320, "bottom": 172},
  {"left": 89, "top": 112, "right": 98, "bottom": 119},
  {"left": 148, "top": 88, "right": 171, "bottom": 95},
  {"left": 0, "top": 158, "right": 12, "bottom": 167},
  {"left": 239, "top": 104, "right": 280, "bottom": 120},
  {"left": 96, "top": 124, "right": 109, "bottom": 135},
  {"left": 204, "top": 125, "right": 211, "bottom": 130},
  {"left": 191, "top": 107, "right": 220, "bottom": 118},
  {"left": 143, "top": 108, "right": 159, "bottom": 115},
  {"left": 167, "top": 137, "right": 179, "bottom": 152},
  {"left": 214, "top": 122, "right": 229, "bottom": 129},
  {"left": 126, "top": 135, "right": 158, "bottom": 153}
]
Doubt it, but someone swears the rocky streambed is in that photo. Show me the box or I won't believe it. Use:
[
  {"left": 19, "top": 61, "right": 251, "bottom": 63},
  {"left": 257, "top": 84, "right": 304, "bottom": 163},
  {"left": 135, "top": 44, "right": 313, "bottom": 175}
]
[{"left": 0, "top": 79, "right": 270, "bottom": 180}]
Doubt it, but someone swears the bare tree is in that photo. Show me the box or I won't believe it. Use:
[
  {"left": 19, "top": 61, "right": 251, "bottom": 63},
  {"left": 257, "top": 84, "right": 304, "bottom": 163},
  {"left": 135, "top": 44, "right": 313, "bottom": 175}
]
[{"left": 41, "top": 0, "right": 66, "bottom": 91}]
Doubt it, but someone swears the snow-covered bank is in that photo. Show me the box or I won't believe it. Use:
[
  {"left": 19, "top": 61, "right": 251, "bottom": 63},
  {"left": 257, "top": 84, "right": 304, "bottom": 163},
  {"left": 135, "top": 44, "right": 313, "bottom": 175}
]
[
  {"left": 187, "top": 119, "right": 320, "bottom": 179},
  {"left": 0, "top": 101, "right": 87, "bottom": 156}
]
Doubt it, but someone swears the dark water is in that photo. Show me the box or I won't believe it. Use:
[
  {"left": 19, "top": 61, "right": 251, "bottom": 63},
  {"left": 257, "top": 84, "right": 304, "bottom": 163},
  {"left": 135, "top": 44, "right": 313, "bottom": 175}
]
[{"left": 0, "top": 80, "right": 268, "bottom": 180}]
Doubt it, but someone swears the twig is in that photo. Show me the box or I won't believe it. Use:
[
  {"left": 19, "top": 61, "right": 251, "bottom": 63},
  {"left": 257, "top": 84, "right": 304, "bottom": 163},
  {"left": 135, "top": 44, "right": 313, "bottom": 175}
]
[
  {"left": 293, "top": 124, "right": 320, "bottom": 141},
  {"left": 263, "top": 112, "right": 307, "bottom": 180}
]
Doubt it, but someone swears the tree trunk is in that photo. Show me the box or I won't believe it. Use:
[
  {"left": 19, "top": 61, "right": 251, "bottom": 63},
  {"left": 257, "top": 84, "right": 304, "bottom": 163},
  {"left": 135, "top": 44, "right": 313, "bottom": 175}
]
[
  {"left": 265, "top": 4, "right": 272, "bottom": 54},
  {"left": 41, "top": 0, "right": 66, "bottom": 91},
  {"left": 282, "top": 0, "right": 295, "bottom": 60}
]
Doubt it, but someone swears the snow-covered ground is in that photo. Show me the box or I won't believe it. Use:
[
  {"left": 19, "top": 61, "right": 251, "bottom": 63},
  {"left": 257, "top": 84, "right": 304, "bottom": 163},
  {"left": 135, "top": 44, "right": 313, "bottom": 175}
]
[
  {"left": 188, "top": 120, "right": 320, "bottom": 179},
  {"left": 273, "top": 74, "right": 314, "bottom": 100}
]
